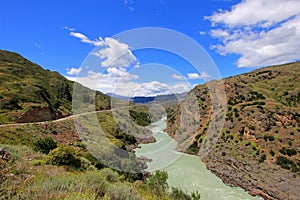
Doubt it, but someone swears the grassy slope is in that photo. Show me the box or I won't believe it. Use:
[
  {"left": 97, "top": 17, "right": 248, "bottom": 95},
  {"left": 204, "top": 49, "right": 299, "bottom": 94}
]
[
  {"left": 0, "top": 50, "right": 110, "bottom": 123},
  {"left": 0, "top": 50, "right": 181, "bottom": 199},
  {"left": 167, "top": 62, "right": 300, "bottom": 200}
]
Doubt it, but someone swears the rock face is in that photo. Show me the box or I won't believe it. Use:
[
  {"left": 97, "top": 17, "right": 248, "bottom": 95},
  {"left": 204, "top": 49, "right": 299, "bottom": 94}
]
[
  {"left": 203, "top": 155, "right": 300, "bottom": 200},
  {"left": 166, "top": 62, "right": 300, "bottom": 200},
  {"left": 15, "top": 106, "right": 62, "bottom": 123}
]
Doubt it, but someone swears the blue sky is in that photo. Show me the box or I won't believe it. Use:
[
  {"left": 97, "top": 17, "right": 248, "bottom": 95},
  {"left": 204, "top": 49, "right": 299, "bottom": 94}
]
[{"left": 1, "top": 0, "right": 300, "bottom": 96}]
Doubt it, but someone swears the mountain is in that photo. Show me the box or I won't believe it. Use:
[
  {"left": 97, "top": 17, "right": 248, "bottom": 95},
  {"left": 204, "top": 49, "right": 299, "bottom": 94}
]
[
  {"left": 166, "top": 62, "right": 300, "bottom": 200},
  {"left": 106, "top": 93, "right": 131, "bottom": 101},
  {"left": 0, "top": 50, "right": 111, "bottom": 124},
  {"left": 130, "top": 93, "right": 187, "bottom": 107}
]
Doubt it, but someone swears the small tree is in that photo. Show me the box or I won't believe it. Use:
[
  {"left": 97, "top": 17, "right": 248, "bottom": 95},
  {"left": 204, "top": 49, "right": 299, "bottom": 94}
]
[{"left": 147, "top": 170, "right": 168, "bottom": 198}]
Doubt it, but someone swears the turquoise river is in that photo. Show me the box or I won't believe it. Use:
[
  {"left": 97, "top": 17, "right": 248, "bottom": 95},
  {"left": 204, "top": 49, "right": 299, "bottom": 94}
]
[{"left": 135, "top": 117, "right": 263, "bottom": 200}]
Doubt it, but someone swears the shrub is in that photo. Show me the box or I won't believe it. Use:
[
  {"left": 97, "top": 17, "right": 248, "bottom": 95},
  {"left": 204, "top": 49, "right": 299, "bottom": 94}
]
[
  {"left": 270, "top": 149, "right": 275, "bottom": 156},
  {"left": 46, "top": 145, "right": 81, "bottom": 168},
  {"left": 276, "top": 156, "right": 296, "bottom": 170},
  {"left": 187, "top": 141, "right": 199, "bottom": 154},
  {"left": 279, "top": 147, "right": 297, "bottom": 156},
  {"left": 259, "top": 154, "right": 266, "bottom": 163},
  {"left": 33, "top": 137, "right": 57, "bottom": 154},
  {"left": 171, "top": 187, "right": 191, "bottom": 200},
  {"left": 147, "top": 170, "right": 168, "bottom": 198},
  {"left": 268, "top": 135, "right": 275, "bottom": 141},
  {"left": 99, "top": 168, "right": 119, "bottom": 182},
  {"left": 107, "top": 183, "right": 140, "bottom": 200},
  {"left": 263, "top": 135, "right": 275, "bottom": 142},
  {"left": 79, "top": 157, "right": 97, "bottom": 171}
]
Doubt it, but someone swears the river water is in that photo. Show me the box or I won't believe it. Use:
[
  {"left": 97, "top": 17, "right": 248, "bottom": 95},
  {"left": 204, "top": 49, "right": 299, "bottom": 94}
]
[{"left": 135, "top": 117, "right": 262, "bottom": 200}]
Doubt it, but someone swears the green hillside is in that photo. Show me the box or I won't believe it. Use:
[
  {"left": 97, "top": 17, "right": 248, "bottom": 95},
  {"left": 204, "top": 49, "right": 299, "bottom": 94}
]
[
  {"left": 0, "top": 50, "right": 199, "bottom": 200},
  {"left": 0, "top": 50, "right": 110, "bottom": 124},
  {"left": 166, "top": 62, "right": 300, "bottom": 200}
]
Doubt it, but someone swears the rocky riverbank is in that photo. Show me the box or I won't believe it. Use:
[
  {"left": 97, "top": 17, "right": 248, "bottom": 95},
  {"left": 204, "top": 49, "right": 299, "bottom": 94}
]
[{"left": 202, "top": 153, "right": 300, "bottom": 200}]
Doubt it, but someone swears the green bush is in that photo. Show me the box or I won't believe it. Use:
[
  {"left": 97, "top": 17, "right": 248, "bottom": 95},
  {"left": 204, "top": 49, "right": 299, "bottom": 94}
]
[
  {"left": 107, "top": 183, "right": 140, "bottom": 200},
  {"left": 170, "top": 187, "right": 201, "bottom": 200},
  {"left": 276, "top": 156, "right": 296, "bottom": 170},
  {"left": 99, "top": 168, "right": 119, "bottom": 182},
  {"left": 171, "top": 187, "right": 192, "bottom": 200},
  {"left": 263, "top": 135, "right": 275, "bottom": 142},
  {"left": 33, "top": 137, "right": 57, "bottom": 154},
  {"left": 187, "top": 141, "right": 199, "bottom": 154},
  {"left": 279, "top": 147, "right": 297, "bottom": 156},
  {"left": 46, "top": 145, "right": 81, "bottom": 168},
  {"left": 147, "top": 170, "right": 169, "bottom": 198},
  {"left": 259, "top": 154, "right": 266, "bottom": 163}
]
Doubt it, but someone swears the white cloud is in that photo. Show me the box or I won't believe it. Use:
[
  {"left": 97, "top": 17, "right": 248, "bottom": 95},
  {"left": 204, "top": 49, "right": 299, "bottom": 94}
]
[
  {"left": 66, "top": 67, "right": 82, "bottom": 75},
  {"left": 187, "top": 73, "right": 201, "bottom": 80},
  {"left": 64, "top": 26, "right": 75, "bottom": 31},
  {"left": 70, "top": 32, "right": 138, "bottom": 68},
  {"left": 199, "top": 31, "right": 206, "bottom": 35},
  {"left": 66, "top": 68, "right": 138, "bottom": 94},
  {"left": 70, "top": 32, "right": 94, "bottom": 44},
  {"left": 132, "top": 81, "right": 190, "bottom": 97},
  {"left": 171, "top": 74, "right": 184, "bottom": 80},
  {"left": 207, "top": 0, "right": 300, "bottom": 67},
  {"left": 87, "top": 70, "right": 103, "bottom": 79},
  {"left": 103, "top": 67, "right": 138, "bottom": 82},
  {"left": 200, "top": 71, "right": 210, "bottom": 78},
  {"left": 92, "top": 37, "right": 137, "bottom": 68},
  {"left": 68, "top": 30, "right": 190, "bottom": 97},
  {"left": 66, "top": 73, "right": 190, "bottom": 97},
  {"left": 187, "top": 72, "right": 210, "bottom": 80}
]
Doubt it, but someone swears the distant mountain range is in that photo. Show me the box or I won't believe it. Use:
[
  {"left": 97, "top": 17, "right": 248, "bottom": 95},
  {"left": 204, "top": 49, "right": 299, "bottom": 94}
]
[{"left": 107, "top": 92, "right": 187, "bottom": 106}]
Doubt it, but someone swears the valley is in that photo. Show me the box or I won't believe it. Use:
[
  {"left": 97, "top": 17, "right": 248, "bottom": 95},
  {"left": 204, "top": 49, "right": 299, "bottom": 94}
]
[{"left": 0, "top": 50, "right": 299, "bottom": 200}]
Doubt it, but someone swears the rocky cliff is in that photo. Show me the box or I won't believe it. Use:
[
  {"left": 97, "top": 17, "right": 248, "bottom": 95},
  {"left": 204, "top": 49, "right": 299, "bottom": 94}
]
[{"left": 166, "top": 62, "right": 300, "bottom": 200}]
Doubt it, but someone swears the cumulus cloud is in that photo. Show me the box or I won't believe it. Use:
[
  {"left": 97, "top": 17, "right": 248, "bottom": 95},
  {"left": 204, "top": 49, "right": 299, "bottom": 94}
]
[
  {"left": 68, "top": 30, "right": 190, "bottom": 97},
  {"left": 66, "top": 67, "right": 82, "bottom": 75},
  {"left": 66, "top": 72, "right": 190, "bottom": 97},
  {"left": 132, "top": 81, "right": 190, "bottom": 97},
  {"left": 92, "top": 37, "right": 137, "bottom": 68},
  {"left": 207, "top": 0, "right": 300, "bottom": 67},
  {"left": 70, "top": 32, "right": 138, "bottom": 68}
]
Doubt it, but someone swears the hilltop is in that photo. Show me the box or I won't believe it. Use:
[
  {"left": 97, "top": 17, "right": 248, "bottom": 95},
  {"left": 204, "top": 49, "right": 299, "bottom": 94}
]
[
  {"left": 0, "top": 50, "right": 110, "bottom": 124},
  {"left": 166, "top": 62, "right": 300, "bottom": 200}
]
